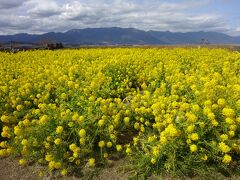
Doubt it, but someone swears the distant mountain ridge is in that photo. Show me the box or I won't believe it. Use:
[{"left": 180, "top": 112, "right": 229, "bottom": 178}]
[{"left": 0, "top": 27, "right": 240, "bottom": 45}]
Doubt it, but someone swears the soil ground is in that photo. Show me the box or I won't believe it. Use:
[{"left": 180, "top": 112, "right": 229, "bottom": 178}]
[
  {"left": 1, "top": 157, "right": 240, "bottom": 180},
  {"left": 0, "top": 157, "right": 131, "bottom": 180}
]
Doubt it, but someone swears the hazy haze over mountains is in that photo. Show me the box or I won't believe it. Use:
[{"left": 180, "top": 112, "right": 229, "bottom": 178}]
[{"left": 0, "top": 27, "right": 239, "bottom": 45}]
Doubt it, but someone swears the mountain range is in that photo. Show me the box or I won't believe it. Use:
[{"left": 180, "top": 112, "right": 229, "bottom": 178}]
[{"left": 0, "top": 27, "right": 240, "bottom": 45}]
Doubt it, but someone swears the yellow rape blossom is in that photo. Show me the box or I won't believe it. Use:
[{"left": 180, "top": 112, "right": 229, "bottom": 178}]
[{"left": 222, "top": 154, "right": 232, "bottom": 164}]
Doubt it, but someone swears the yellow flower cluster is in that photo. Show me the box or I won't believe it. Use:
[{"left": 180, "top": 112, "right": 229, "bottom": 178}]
[{"left": 0, "top": 48, "right": 240, "bottom": 176}]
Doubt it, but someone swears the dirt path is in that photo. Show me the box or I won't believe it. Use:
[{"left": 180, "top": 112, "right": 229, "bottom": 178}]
[
  {"left": 0, "top": 158, "right": 40, "bottom": 180},
  {"left": 0, "top": 158, "right": 131, "bottom": 180},
  {"left": 2, "top": 157, "right": 239, "bottom": 180}
]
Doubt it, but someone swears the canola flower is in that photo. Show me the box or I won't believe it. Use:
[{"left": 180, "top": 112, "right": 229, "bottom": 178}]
[
  {"left": 19, "top": 159, "right": 27, "bottom": 166},
  {"left": 56, "top": 126, "right": 64, "bottom": 134},
  {"left": 88, "top": 158, "right": 95, "bottom": 167},
  {"left": 61, "top": 169, "right": 68, "bottom": 176},
  {"left": 0, "top": 48, "right": 239, "bottom": 177},
  {"left": 218, "top": 142, "right": 231, "bottom": 153},
  {"left": 98, "top": 141, "right": 105, "bottom": 148},
  {"left": 190, "top": 144, "right": 198, "bottom": 152},
  {"left": 78, "top": 129, "right": 86, "bottom": 137},
  {"left": 190, "top": 133, "right": 199, "bottom": 141},
  {"left": 222, "top": 154, "right": 232, "bottom": 164}
]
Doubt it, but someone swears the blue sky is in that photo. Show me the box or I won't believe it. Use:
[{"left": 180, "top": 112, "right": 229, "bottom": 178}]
[{"left": 0, "top": 0, "right": 239, "bottom": 35}]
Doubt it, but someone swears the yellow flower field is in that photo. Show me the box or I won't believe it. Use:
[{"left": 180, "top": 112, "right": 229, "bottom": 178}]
[{"left": 0, "top": 48, "right": 240, "bottom": 177}]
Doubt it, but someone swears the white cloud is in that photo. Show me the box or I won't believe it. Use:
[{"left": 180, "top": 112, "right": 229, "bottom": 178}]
[
  {"left": 25, "top": 0, "right": 62, "bottom": 17},
  {"left": 0, "top": 0, "right": 239, "bottom": 36},
  {"left": 226, "top": 27, "right": 240, "bottom": 36}
]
